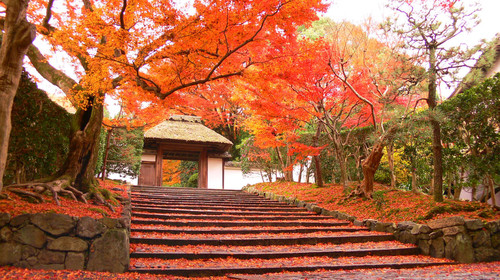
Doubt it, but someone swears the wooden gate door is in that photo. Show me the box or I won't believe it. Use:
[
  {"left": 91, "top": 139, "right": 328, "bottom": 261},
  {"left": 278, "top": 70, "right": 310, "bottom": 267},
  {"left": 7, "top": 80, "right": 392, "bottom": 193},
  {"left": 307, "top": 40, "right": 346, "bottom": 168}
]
[{"left": 138, "top": 162, "right": 156, "bottom": 186}]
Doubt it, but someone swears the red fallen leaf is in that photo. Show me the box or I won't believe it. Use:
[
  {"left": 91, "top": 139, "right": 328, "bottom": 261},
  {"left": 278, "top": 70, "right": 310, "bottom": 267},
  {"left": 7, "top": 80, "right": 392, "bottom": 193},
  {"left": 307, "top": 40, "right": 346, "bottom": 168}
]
[{"left": 251, "top": 182, "right": 500, "bottom": 223}]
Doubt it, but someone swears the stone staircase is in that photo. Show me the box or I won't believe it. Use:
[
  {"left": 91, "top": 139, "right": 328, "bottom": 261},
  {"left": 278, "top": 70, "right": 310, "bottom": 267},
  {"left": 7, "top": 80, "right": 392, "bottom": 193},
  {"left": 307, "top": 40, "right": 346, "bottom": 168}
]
[{"left": 128, "top": 186, "right": 454, "bottom": 277}]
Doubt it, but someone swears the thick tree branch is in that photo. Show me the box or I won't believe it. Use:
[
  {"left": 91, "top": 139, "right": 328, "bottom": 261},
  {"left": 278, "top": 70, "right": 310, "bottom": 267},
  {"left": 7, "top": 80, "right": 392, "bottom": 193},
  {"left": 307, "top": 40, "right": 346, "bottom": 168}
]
[{"left": 26, "top": 44, "right": 79, "bottom": 107}]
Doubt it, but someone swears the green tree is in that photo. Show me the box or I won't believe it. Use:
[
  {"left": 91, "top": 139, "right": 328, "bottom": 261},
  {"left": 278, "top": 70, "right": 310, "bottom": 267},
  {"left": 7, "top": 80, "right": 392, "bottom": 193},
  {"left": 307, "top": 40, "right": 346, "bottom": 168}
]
[
  {"left": 441, "top": 73, "right": 500, "bottom": 207},
  {"left": 384, "top": 0, "right": 482, "bottom": 202}
]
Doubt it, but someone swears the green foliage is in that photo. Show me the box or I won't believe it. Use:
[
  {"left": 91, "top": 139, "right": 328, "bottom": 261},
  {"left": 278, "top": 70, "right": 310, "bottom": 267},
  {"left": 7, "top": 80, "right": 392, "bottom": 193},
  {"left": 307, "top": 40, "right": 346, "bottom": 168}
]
[
  {"left": 186, "top": 173, "right": 199, "bottom": 188},
  {"left": 4, "top": 71, "right": 71, "bottom": 185},
  {"left": 96, "top": 127, "right": 144, "bottom": 178},
  {"left": 179, "top": 161, "right": 198, "bottom": 188},
  {"left": 441, "top": 73, "right": 500, "bottom": 187}
]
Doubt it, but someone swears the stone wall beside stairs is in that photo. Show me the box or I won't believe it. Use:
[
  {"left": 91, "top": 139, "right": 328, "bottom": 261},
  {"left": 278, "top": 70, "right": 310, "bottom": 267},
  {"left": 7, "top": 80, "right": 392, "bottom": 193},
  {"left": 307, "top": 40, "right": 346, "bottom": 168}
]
[
  {"left": 0, "top": 198, "right": 131, "bottom": 272},
  {"left": 243, "top": 186, "right": 500, "bottom": 263}
]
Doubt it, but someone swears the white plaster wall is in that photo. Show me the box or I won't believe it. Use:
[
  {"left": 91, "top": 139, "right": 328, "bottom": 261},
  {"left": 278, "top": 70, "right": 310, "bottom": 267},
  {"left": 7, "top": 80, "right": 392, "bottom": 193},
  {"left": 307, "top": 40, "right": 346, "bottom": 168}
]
[
  {"left": 207, "top": 158, "right": 224, "bottom": 189},
  {"left": 224, "top": 167, "right": 265, "bottom": 190},
  {"left": 141, "top": 154, "right": 156, "bottom": 162}
]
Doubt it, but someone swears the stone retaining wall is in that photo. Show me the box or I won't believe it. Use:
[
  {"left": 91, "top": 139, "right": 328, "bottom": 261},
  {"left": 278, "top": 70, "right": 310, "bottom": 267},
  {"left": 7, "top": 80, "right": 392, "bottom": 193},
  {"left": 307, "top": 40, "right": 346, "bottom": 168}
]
[
  {"left": 0, "top": 198, "right": 131, "bottom": 272},
  {"left": 244, "top": 186, "right": 500, "bottom": 263}
]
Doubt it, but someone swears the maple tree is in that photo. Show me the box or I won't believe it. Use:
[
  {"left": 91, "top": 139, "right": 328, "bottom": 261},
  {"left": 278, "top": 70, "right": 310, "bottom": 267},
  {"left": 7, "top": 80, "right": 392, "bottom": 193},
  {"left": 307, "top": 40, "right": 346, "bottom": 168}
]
[
  {"left": 235, "top": 19, "right": 421, "bottom": 196},
  {"left": 384, "top": 0, "right": 481, "bottom": 202},
  {"left": 1, "top": 0, "right": 327, "bottom": 197}
]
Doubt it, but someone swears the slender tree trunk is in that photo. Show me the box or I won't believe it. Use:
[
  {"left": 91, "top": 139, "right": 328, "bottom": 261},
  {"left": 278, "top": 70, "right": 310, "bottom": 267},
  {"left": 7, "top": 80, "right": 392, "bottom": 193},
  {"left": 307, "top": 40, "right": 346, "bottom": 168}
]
[
  {"left": 101, "top": 128, "right": 113, "bottom": 180},
  {"left": 411, "top": 165, "right": 418, "bottom": 193},
  {"left": 387, "top": 142, "right": 397, "bottom": 188},
  {"left": 312, "top": 123, "right": 323, "bottom": 187},
  {"left": 298, "top": 163, "right": 303, "bottom": 183},
  {"left": 331, "top": 135, "right": 348, "bottom": 190},
  {"left": 487, "top": 175, "right": 497, "bottom": 207},
  {"left": 0, "top": 0, "right": 36, "bottom": 192},
  {"left": 427, "top": 44, "right": 444, "bottom": 202},
  {"left": 54, "top": 101, "right": 103, "bottom": 193}
]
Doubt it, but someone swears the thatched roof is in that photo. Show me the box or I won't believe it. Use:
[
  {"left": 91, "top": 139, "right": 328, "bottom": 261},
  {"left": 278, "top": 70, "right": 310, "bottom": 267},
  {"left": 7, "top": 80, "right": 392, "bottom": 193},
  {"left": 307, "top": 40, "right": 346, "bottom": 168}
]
[{"left": 144, "top": 115, "right": 232, "bottom": 151}]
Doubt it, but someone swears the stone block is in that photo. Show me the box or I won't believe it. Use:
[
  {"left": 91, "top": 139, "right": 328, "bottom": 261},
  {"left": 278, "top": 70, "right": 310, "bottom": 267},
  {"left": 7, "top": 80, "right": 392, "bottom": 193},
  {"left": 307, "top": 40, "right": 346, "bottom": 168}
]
[
  {"left": 418, "top": 239, "right": 430, "bottom": 255},
  {"left": 14, "top": 225, "right": 47, "bottom": 248},
  {"left": 474, "top": 247, "right": 500, "bottom": 262},
  {"left": 0, "top": 226, "right": 13, "bottom": 242},
  {"left": 411, "top": 224, "right": 431, "bottom": 235},
  {"left": 65, "top": 252, "right": 85, "bottom": 270},
  {"left": 10, "top": 214, "right": 31, "bottom": 228},
  {"left": 397, "top": 221, "right": 417, "bottom": 231},
  {"left": 0, "top": 213, "right": 10, "bottom": 228},
  {"left": 486, "top": 221, "right": 500, "bottom": 233},
  {"left": 430, "top": 237, "right": 445, "bottom": 258},
  {"left": 98, "top": 217, "right": 120, "bottom": 229},
  {"left": 455, "top": 233, "right": 474, "bottom": 263},
  {"left": 471, "top": 230, "right": 491, "bottom": 248},
  {"left": 38, "top": 249, "right": 65, "bottom": 264},
  {"left": 353, "top": 220, "right": 364, "bottom": 227},
  {"left": 31, "top": 213, "right": 75, "bottom": 236},
  {"left": 87, "top": 229, "right": 129, "bottom": 273},
  {"left": 442, "top": 226, "right": 465, "bottom": 236},
  {"left": 429, "top": 230, "right": 444, "bottom": 239},
  {"left": 26, "top": 256, "right": 38, "bottom": 266},
  {"left": 77, "top": 217, "right": 105, "bottom": 238},
  {"left": 373, "top": 222, "right": 395, "bottom": 233},
  {"left": 398, "top": 231, "right": 417, "bottom": 244},
  {"left": 0, "top": 242, "right": 22, "bottom": 265},
  {"left": 48, "top": 236, "right": 88, "bottom": 252},
  {"left": 465, "top": 219, "right": 484, "bottom": 231},
  {"left": 427, "top": 216, "right": 464, "bottom": 230},
  {"left": 21, "top": 245, "right": 39, "bottom": 260},
  {"left": 492, "top": 233, "right": 500, "bottom": 249}
]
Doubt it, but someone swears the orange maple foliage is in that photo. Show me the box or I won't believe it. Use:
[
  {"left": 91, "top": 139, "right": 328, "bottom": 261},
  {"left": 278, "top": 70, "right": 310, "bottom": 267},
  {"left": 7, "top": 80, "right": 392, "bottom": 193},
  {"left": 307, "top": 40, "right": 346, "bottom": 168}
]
[{"left": 162, "top": 159, "right": 182, "bottom": 185}]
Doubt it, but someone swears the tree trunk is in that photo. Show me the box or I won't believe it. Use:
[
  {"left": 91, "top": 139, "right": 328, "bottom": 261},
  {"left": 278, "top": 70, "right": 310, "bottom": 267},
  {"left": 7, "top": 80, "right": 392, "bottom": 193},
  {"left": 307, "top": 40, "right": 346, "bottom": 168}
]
[
  {"left": 427, "top": 44, "right": 444, "bottom": 202},
  {"left": 387, "top": 142, "right": 397, "bottom": 188},
  {"left": 355, "top": 126, "right": 398, "bottom": 198},
  {"left": 0, "top": 0, "right": 36, "bottom": 192},
  {"left": 54, "top": 102, "right": 103, "bottom": 193},
  {"left": 332, "top": 136, "right": 348, "bottom": 190},
  {"left": 312, "top": 123, "right": 323, "bottom": 187},
  {"left": 101, "top": 128, "right": 113, "bottom": 180},
  {"left": 487, "top": 175, "right": 497, "bottom": 207},
  {"left": 411, "top": 165, "right": 418, "bottom": 193}
]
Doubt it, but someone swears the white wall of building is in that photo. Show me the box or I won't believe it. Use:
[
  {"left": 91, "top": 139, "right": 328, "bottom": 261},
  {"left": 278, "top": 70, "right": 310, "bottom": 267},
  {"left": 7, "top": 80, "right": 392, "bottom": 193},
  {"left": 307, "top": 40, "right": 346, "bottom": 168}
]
[{"left": 207, "top": 158, "right": 224, "bottom": 189}]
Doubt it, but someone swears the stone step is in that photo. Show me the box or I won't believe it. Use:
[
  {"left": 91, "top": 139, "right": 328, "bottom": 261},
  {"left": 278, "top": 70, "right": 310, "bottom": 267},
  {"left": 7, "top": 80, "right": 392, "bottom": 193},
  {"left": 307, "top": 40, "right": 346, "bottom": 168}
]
[
  {"left": 131, "top": 206, "right": 314, "bottom": 216},
  {"left": 130, "top": 196, "right": 280, "bottom": 204},
  {"left": 130, "top": 233, "right": 395, "bottom": 246},
  {"left": 131, "top": 219, "right": 350, "bottom": 227},
  {"left": 130, "top": 204, "right": 308, "bottom": 212},
  {"left": 131, "top": 200, "right": 291, "bottom": 208},
  {"left": 130, "top": 226, "right": 369, "bottom": 235},
  {"left": 131, "top": 212, "right": 333, "bottom": 221},
  {"left": 128, "top": 255, "right": 454, "bottom": 277},
  {"left": 130, "top": 247, "right": 420, "bottom": 260}
]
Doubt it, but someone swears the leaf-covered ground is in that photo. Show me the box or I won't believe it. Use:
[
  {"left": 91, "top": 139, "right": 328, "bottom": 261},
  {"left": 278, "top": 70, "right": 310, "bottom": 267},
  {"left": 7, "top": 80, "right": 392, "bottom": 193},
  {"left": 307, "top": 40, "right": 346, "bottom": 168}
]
[
  {"left": 2, "top": 263, "right": 499, "bottom": 279},
  {"left": 0, "top": 180, "right": 128, "bottom": 219},
  {"left": 252, "top": 182, "right": 500, "bottom": 223}
]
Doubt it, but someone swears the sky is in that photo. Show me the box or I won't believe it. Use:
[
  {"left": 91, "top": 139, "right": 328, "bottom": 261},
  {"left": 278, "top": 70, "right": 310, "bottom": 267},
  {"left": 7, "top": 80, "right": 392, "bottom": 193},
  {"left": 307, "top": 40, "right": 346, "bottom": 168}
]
[{"left": 325, "top": 0, "right": 499, "bottom": 47}]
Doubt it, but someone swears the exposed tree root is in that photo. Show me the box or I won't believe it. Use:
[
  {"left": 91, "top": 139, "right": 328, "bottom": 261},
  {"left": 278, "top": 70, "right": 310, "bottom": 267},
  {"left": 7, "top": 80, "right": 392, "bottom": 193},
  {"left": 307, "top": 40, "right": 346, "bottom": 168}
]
[
  {"left": 4, "top": 178, "right": 117, "bottom": 212},
  {"left": 7, "top": 188, "right": 45, "bottom": 203}
]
